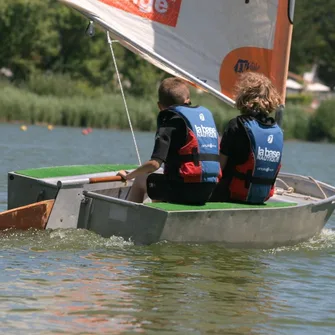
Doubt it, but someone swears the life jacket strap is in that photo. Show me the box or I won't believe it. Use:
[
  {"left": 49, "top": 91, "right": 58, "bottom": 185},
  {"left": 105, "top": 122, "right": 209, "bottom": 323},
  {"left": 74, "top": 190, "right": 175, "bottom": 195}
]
[
  {"left": 179, "top": 153, "right": 220, "bottom": 166},
  {"left": 173, "top": 147, "right": 220, "bottom": 166},
  {"left": 233, "top": 170, "right": 275, "bottom": 188}
]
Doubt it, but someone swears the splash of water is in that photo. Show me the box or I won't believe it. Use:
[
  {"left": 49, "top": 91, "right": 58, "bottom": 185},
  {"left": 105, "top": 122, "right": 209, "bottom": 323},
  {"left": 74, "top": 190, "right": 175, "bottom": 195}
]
[
  {"left": 0, "top": 228, "right": 134, "bottom": 252},
  {"left": 267, "top": 228, "right": 335, "bottom": 254},
  {"left": 1, "top": 226, "right": 334, "bottom": 254}
]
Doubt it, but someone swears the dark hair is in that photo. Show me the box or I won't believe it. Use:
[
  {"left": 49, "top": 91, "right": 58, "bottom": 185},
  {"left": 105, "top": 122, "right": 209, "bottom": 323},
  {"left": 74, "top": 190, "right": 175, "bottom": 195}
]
[{"left": 158, "top": 77, "right": 190, "bottom": 108}]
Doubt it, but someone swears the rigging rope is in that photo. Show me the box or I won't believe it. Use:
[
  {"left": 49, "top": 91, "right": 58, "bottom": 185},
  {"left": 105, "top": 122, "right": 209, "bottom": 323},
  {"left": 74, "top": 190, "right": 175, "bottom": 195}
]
[
  {"left": 307, "top": 176, "right": 327, "bottom": 199},
  {"left": 275, "top": 176, "right": 327, "bottom": 200},
  {"left": 106, "top": 31, "right": 142, "bottom": 166}
]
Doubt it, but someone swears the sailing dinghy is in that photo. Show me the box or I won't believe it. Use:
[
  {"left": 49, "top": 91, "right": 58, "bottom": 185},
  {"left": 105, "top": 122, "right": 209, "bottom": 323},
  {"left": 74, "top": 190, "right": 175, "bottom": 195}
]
[
  {"left": 3, "top": 0, "right": 335, "bottom": 248},
  {"left": 6, "top": 165, "right": 335, "bottom": 248}
]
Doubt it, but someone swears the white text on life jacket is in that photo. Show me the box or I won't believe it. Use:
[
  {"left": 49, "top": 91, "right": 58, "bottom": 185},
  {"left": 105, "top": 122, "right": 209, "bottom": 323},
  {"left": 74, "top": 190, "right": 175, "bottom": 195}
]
[
  {"left": 195, "top": 125, "right": 218, "bottom": 139},
  {"left": 257, "top": 147, "right": 281, "bottom": 163}
]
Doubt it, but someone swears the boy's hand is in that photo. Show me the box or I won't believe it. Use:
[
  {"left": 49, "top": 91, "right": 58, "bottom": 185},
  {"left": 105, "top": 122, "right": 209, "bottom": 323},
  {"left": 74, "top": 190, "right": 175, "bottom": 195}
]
[{"left": 116, "top": 170, "right": 128, "bottom": 181}]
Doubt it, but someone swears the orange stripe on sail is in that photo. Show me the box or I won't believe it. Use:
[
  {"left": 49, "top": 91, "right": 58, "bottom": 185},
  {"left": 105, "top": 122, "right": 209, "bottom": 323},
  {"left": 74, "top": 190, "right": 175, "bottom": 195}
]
[
  {"left": 219, "top": 47, "right": 272, "bottom": 101},
  {"left": 271, "top": 0, "right": 294, "bottom": 103},
  {"left": 219, "top": 1, "right": 293, "bottom": 103}
]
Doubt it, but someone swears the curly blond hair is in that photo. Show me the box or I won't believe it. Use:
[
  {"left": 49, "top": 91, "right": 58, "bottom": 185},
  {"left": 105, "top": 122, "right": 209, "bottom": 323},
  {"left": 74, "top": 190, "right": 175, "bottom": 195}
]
[{"left": 235, "top": 72, "right": 281, "bottom": 115}]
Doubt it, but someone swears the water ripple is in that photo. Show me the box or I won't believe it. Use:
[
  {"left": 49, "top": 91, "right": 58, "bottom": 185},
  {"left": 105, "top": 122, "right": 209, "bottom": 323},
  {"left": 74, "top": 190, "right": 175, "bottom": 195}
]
[{"left": 0, "top": 127, "right": 334, "bottom": 334}]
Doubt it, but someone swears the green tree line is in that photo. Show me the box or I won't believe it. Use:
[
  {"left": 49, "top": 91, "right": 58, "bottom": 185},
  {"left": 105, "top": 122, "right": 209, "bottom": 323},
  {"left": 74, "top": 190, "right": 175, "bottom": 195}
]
[
  {"left": 0, "top": 0, "right": 163, "bottom": 97},
  {"left": 289, "top": 0, "right": 335, "bottom": 89}
]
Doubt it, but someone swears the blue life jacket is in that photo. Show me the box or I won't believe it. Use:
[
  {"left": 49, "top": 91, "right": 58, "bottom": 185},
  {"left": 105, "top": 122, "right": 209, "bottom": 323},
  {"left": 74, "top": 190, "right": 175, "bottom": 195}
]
[
  {"left": 164, "top": 105, "right": 221, "bottom": 183},
  {"left": 230, "top": 116, "right": 283, "bottom": 203}
]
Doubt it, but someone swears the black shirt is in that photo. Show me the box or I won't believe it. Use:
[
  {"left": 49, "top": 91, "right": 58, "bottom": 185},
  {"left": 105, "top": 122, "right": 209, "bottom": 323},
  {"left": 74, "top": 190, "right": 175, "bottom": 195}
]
[
  {"left": 150, "top": 111, "right": 186, "bottom": 163},
  {"left": 220, "top": 113, "right": 276, "bottom": 169},
  {"left": 210, "top": 113, "right": 277, "bottom": 202},
  {"left": 150, "top": 109, "right": 188, "bottom": 181}
]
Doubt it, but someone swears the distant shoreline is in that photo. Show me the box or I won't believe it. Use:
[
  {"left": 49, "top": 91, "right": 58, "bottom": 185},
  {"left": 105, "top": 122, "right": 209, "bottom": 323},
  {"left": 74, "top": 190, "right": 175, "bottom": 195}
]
[
  {"left": 1, "top": 82, "right": 334, "bottom": 143},
  {"left": 0, "top": 121, "right": 333, "bottom": 145}
]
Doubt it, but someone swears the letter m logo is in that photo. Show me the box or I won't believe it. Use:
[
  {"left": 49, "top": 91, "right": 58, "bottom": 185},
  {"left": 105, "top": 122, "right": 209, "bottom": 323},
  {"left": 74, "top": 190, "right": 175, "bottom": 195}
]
[{"left": 234, "top": 59, "right": 250, "bottom": 73}]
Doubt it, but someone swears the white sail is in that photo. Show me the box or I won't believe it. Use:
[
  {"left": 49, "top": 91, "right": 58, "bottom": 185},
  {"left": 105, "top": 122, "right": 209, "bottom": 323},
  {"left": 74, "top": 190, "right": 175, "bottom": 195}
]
[{"left": 58, "top": 0, "right": 295, "bottom": 105}]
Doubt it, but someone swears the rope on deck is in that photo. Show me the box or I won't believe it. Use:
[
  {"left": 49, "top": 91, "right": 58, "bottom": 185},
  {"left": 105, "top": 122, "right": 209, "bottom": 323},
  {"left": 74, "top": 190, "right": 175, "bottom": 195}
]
[{"left": 275, "top": 177, "right": 327, "bottom": 200}]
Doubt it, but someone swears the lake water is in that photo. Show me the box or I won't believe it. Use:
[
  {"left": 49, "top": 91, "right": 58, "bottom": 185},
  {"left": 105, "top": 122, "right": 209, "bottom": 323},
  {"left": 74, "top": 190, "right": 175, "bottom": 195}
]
[{"left": 0, "top": 123, "right": 334, "bottom": 334}]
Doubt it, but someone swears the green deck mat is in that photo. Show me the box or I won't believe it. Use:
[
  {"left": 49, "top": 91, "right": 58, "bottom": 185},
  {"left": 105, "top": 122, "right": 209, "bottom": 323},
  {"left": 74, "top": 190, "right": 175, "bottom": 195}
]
[
  {"left": 146, "top": 201, "right": 297, "bottom": 211},
  {"left": 15, "top": 164, "right": 138, "bottom": 179}
]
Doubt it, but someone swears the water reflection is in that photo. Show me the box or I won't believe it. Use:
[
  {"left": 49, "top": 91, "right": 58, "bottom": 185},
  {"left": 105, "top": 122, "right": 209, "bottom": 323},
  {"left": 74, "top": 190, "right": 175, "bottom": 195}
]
[
  {"left": 0, "top": 226, "right": 335, "bottom": 334},
  {"left": 42, "top": 254, "right": 145, "bottom": 334},
  {"left": 121, "top": 244, "right": 277, "bottom": 334},
  {"left": 1, "top": 252, "right": 144, "bottom": 334},
  {"left": 0, "top": 235, "right": 277, "bottom": 334}
]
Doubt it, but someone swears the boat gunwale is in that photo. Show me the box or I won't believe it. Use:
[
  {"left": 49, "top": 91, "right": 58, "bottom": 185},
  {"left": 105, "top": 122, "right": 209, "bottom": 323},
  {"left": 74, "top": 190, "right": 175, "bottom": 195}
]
[
  {"left": 278, "top": 172, "right": 335, "bottom": 192},
  {"left": 82, "top": 170, "right": 335, "bottom": 213},
  {"left": 83, "top": 190, "right": 139, "bottom": 208},
  {"left": 146, "top": 202, "right": 304, "bottom": 213},
  {"left": 9, "top": 167, "right": 335, "bottom": 193},
  {"left": 83, "top": 190, "right": 319, "bottom": 213}
]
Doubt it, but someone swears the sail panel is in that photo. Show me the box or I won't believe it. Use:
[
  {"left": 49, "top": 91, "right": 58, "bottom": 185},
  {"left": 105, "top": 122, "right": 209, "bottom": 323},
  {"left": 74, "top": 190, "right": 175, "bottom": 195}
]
[{"left": 59, "top": 0, "right": 294, "bottom": 104}]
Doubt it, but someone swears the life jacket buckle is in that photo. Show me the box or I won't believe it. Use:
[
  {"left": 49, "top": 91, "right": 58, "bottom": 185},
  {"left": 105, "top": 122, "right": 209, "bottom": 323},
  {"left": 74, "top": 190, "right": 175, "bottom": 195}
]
[
  {"left": 192, "top": 147, "right": 200, "bottom": 166},
  {"left": 244, "top": 170, "right": 252, "bottom": 188}
]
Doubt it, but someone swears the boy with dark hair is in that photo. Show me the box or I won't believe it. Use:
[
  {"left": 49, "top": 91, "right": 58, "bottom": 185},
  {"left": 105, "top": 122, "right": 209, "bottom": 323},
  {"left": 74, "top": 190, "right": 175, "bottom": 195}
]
[{"left": 118, "top": 77, "right": 221, "bottom": 205}]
